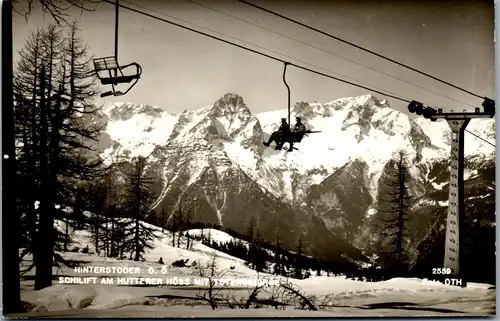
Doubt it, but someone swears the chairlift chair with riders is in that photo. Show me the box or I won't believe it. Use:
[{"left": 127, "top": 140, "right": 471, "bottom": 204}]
[
  {"left": 93, "top": 0, "right": 142, "bottom": 98},
  {"left": 281, "top": 62, "right": 321, "bottom": 152}
]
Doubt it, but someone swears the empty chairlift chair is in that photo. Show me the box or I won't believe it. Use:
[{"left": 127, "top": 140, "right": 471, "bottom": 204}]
[{"left": 93, "top": 56, "right": 142, "bottom": 98}]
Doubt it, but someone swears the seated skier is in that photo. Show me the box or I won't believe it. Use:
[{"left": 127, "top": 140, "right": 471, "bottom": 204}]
[
  {"left": 263, "top": 118, "right": 291, "bottom": 150},
  {"left": 292, "top": 116, "right": 307, "bottom": 142}
]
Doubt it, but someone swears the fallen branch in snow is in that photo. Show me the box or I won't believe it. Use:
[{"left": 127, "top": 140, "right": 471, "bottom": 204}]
[
  {"left": 317, "top": 294, "right": 336, "bottom": 310},
  {"left": 20, "top": 262, "right": 36, "bottom": 276},
  {"left": 195, "top": 252, "right": 230, "bottom": 310},
  {"left": 19, "top": 247, "right": 32, "bottom": 262},
  {"left": 221, "top": 279, "right": 266, "bottom": 309},
  {"left": 53, "top": 253, "right": 85, "bottom": 269},
  {"left": 20, "top": 252, "right": 87, "bottom": 276},
  {"left": 221, "top": 294, "right": 237, "bottom": 309},
  {"left": 264, "top": 282, "right": 290, "bottom": 310},
  {"left": 279, "top": 281, "right": 318, "bottom": 311},
  {"left": 243, "top": 282, "right": 265, "bottom": 309}
]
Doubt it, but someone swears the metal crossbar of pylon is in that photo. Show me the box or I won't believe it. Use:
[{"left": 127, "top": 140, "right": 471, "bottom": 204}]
[{"left": 407, "top": 98, "right": 495, "bottom": 286}]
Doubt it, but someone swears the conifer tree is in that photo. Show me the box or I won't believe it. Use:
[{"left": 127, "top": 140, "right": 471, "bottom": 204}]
[
  {"left": 4, "top": 2, "right": 21, "bottom": 312},
  {"left": 14, "top": 23, "right": 103, "bottom": 290},
  {"left": 121, "top": 156, "right": 159, "bottom": 261},
  {"left": 160, "top": 208, "right": 166, "bottom": 233},
  {"left": 294, "top": 235, "right": 304, "bottom": 279},
  {"left": 373, "top": 151, "right": 412, "bottom": 276}
]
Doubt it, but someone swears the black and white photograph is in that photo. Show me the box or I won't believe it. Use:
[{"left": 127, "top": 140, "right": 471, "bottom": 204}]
[{"left": 3, "top": 0, "right": 496, "bottom": 317}]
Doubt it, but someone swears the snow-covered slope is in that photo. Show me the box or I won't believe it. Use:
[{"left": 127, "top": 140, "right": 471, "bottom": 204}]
[
  {"left": 101, "top": 103, "right": 177, "bottom": 161},
  {"left": 189, "top": 228, "right": 249, "bottom": 247},
  {"left": 255, "top": 95, "right": 494, "bottom": 202},
  {"left": 18, "top": 221, "right": 495, "bottom": 317}
]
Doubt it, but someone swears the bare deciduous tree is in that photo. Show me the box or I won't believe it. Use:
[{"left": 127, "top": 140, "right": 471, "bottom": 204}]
[{"left": 14, "top": 0, "right": 100, "bottom": 25}]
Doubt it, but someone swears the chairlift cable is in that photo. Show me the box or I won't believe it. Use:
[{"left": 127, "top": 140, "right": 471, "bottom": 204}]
[
  {"left": 93, "top": 0, "right": 142, "bottom": 97},
  {"left": 101, "top": 0, "right": 496, "bottom": 148},
  {"left": 239, "top": 0, "right": 487, "bottom": 101},
  {"left": 121, "top": 0, "right": 413, "bottom": 102},
  {"left": 181, "top": 0, "right": 475, "bottom": 109},
  {"left": 464, "top": 130, "right": 495, "bottom": 147},
  {"left": 101, "top": 0, "right": 412, "bottom": 104}
]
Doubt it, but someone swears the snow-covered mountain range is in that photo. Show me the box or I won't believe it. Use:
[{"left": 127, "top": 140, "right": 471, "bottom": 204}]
[{"left": 96, "top": 93, "right": 495, "bottom": 263}]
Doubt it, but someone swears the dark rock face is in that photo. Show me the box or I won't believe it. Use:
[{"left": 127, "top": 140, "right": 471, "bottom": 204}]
[
  {"left": 107, "top": 103, "right": 164, "bottom": 122},
  {"left": 306, "top": 159, "right": 372, "bottom": 242},
  {"left": 150, "top": 134, "right": 367, "bottom": 263}
]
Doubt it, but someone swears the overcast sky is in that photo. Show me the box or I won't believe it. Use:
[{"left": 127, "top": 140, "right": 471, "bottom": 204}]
[{"left": 13, "top": 0, "right": 494, "bottom": 115}]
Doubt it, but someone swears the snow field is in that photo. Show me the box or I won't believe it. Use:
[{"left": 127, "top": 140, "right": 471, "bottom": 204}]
[{"left": 18, "top": 220, "right": 494, "bottom": 316}]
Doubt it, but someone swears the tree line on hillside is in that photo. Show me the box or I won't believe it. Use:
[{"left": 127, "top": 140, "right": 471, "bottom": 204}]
[
  {"left": 200, "top": 237, "right": 355, "bottom": 279},
  {"left": 85, "top": 157, "right": 160, "bottom": 262},
  {"left": 165, "top": 218, "right": 359, "bottom": 279}
]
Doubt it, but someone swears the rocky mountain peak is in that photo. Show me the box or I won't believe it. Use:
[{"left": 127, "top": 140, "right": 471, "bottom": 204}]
[
  {"left": 202, "top": 93, "right": 264, "bottom": 148},
  {"left": 317, "top": 94, "right": 407, "bottom": 143},
  {"left": 342, "top": 94, "right": 388, "bottom": 123},
  {"left": 324, "top": 94, "right": 387, "bottom": 111},
  {"left": 106, "top": 103, "right": 165, "bottom": 122},
  {"left": 210, "top": 93, "right": 251, "bottom": 118},
  {"left": 292, "top": 101, "right": 333, "bottom": 119}
]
